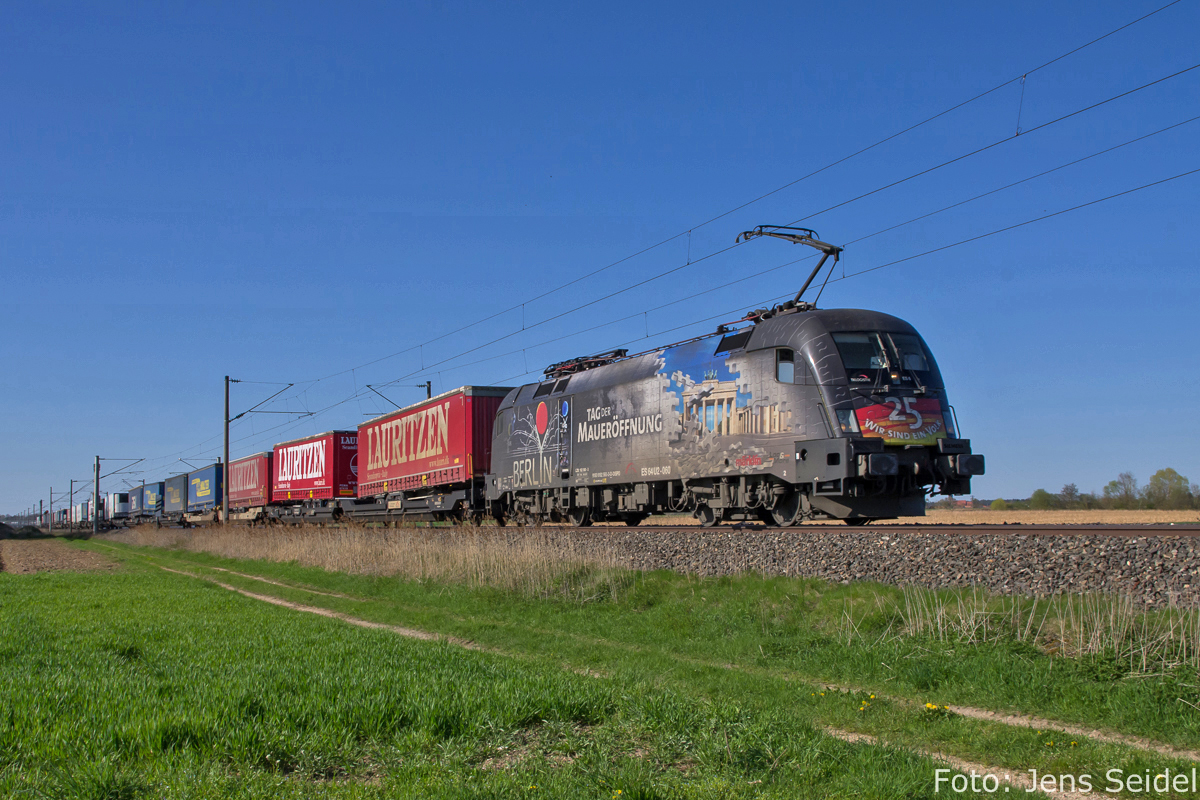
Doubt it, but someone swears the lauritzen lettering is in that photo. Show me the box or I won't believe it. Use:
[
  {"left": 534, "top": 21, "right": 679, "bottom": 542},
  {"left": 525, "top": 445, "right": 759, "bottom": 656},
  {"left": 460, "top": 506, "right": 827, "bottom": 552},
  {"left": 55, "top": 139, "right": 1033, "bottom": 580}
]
[{"left": 365, "top": 402, "right": 451, "bottom": 471}]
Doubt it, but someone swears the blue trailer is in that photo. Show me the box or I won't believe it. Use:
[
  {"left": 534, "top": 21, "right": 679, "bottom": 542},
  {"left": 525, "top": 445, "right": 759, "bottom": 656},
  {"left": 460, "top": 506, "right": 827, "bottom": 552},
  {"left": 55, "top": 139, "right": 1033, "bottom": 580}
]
[
  {"left": 187, "top": 464, "right": 224, "bottom": 513},
  {"left": 142, "top": 482, "right": 164, "bottom": 515},
  {"left": 164, "top": 474, "right": 189, "bottom": 516},
  {"left": 128, "top": 482, "right": 165, "bottom": 521}
]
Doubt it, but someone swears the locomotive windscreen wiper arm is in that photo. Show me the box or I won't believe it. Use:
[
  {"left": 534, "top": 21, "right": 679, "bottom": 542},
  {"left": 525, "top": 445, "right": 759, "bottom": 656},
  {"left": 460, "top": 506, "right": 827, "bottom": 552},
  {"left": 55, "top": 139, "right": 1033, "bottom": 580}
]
[{"left": 736, "top": 225, "right": 844, "bottom": 303}]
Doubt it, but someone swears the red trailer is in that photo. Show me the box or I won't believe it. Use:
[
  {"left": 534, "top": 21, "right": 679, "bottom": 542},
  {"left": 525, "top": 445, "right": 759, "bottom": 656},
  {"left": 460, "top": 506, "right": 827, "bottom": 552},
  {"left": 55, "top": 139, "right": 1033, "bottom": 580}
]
[
  {"left": 272, "top": 431, "right": 358, "bottom": 503},
  {"left": 358, "top": 386, "right": 511, "bottom": 498},
  {"left": 228, "top": 451, "right": 273, "bottom": 509}
]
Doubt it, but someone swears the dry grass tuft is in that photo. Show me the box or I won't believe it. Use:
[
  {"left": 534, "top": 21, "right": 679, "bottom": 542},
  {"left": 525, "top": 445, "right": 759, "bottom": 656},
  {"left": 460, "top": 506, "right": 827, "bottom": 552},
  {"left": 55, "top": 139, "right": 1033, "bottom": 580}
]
[
  {"left": 103, "top": 523, "right": 632, "bottom": 601},
  {"left": 887, "top": 586, "right": 1200, "bottom": 675}
]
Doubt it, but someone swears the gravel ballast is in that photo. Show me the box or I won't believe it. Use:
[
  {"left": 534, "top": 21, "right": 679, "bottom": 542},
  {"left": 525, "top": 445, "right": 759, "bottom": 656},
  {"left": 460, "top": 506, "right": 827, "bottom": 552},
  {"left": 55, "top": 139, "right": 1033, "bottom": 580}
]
[{"left": 551, "top": 528, "right": 1200, "bottom": 608}]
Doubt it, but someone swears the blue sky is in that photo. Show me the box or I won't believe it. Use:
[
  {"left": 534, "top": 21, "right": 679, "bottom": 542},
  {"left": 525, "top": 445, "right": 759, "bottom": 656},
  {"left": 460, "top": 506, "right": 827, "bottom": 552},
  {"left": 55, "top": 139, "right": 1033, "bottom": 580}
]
[{"left": 3, "top": 0, "right": 1198, "bottom": 512}]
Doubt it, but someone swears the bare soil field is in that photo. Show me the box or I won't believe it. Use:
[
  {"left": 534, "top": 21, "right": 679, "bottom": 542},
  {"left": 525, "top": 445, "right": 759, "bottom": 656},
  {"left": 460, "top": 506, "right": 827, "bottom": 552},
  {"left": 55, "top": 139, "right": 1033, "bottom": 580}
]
[{"left": 0, "top": 538, "right": 119, "bottom": 574}]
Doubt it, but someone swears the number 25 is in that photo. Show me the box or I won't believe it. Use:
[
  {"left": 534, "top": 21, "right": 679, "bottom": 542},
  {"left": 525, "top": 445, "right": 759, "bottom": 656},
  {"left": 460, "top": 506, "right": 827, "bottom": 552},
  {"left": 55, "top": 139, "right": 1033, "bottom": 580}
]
[{"left": 885, "top": 397, "right": 923, "bottom": 430}]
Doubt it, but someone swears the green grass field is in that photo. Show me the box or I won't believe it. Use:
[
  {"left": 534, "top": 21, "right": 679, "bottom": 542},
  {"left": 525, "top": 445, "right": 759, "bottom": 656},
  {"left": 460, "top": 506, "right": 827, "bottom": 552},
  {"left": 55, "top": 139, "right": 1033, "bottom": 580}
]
[{"left": 3, "top": 538, "right": 1199, "bottom": 798}]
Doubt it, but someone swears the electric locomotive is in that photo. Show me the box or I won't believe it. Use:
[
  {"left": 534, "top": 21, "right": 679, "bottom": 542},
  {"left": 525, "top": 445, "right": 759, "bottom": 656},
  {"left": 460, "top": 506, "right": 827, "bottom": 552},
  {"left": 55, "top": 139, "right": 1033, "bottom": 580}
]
[{"left": 485, "top": 227, "right": 984, "bottom": 526}]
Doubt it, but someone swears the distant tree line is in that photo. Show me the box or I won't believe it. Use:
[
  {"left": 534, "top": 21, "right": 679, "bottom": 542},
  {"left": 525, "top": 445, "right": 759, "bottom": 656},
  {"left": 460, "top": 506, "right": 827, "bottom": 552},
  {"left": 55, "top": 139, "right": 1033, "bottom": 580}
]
[{"left": 984, "top": 468, "right": 1199, "bottom": 511}]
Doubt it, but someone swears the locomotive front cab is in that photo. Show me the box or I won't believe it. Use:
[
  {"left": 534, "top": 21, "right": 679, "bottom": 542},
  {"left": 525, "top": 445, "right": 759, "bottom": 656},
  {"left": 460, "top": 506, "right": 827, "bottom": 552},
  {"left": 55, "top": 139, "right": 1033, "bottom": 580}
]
[{"left": 767, "top": 309, "right": 984, "bottom": 521}]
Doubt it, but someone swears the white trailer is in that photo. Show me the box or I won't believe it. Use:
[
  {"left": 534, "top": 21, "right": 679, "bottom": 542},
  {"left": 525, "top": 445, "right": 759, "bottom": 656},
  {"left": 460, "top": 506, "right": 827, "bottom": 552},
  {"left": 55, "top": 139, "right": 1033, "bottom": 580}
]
[{"left": 105, "top": 492, "right": 130, "bottom": 522}]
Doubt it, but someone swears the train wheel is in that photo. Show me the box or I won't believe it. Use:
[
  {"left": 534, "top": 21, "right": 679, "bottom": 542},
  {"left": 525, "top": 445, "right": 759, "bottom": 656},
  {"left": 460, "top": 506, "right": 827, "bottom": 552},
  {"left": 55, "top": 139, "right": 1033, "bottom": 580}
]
[
  {"left": 843, "top": 517, "right": 875, "bottom": 527},
  {"left": 756, "top": 508, "right": 780, "bottom": 527},
  {"left": 568, "top": 508, "right": 592, "bottom": 527},
  {"left": 770, "top": 493, "right": 803, "bottom": 527},
  {"left": 493, "top": 513, "right": 507, "bottom": 527},
  {"left": 696, "top": 504, "right": 719, "bottom": 528},
  {"left": 622, "top": 514, "right": 646, "bottom": 527}
]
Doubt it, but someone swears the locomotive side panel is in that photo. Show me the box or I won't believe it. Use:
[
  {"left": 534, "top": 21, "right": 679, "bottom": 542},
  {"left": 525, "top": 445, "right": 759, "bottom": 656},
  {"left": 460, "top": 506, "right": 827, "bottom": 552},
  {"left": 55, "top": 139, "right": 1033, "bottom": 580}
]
[{"left": 491, "top": 337, "right": 816, "bottom": 499}]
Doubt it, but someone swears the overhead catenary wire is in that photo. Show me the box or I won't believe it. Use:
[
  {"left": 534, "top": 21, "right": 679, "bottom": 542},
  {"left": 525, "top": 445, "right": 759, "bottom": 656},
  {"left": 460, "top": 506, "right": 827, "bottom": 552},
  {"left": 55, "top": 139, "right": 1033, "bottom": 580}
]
[
  {"left": 176, "top": 160, "right": 1200, "bottom": 463},
  {"left": 776, "top": 62, "right": 1200, "bottom": 229},
  {"left": 108, "top": 5, "right": 1193, "bottom": 473},
  {"left": 840, "top": 114, "right": 1200, "bottom": 248},
  {"left": 457, "top": 164, "right": 1200, "bottom": 388},
  {"left": 124, "top": 130, "right": 1200, "bottom": 470},
  {"left": 364, "top": 63, "right": 1197, "bottom": 384},
  {"left": 288, "top": 0, "right": 1183, "bottom": 388},
  {"left": 144, "top": 70, "right": 1197, "bottom": 465},
  {"left": 496, "top": 111, "right": 1200, "bottom": 348},
  {"left": 825, "top": 166, "right": 1200, "bottom": 286}
]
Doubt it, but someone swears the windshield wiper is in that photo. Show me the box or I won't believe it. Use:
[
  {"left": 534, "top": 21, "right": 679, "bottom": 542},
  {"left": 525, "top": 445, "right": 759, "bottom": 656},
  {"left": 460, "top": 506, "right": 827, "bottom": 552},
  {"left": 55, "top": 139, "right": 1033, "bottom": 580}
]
[
  {"left": 871, "top": 334, "right": 891, "bottom": 394},
  {"left": 886, "top": 334, "right": 927, "bottom": 395}
]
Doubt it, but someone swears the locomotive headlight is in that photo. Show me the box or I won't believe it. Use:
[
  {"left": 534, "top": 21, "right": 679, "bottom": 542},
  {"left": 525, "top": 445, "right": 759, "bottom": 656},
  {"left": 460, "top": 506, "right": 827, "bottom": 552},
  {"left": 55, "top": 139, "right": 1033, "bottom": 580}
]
[
  {"left": 863, "top": 453, "right": 898, "bottom": 476},
  {"left": 955, "top": 454, "right": 985, "bottom": 476},
  {"left": 835, "top": 409, "right": 860, "bottom": 434}
]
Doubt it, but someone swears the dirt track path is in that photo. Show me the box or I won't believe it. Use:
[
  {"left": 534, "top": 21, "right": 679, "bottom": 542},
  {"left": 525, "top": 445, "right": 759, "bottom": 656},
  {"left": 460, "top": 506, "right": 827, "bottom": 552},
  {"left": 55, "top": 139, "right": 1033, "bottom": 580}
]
[
  {"left": 156, "top": 565, "right": 482, "bottom": 649},
  {"left": 119, "top": 546, "right": 1200, "bottom": 769},
  {"left": 822, "top": 728, "right": 1096, "bottom": 800}
]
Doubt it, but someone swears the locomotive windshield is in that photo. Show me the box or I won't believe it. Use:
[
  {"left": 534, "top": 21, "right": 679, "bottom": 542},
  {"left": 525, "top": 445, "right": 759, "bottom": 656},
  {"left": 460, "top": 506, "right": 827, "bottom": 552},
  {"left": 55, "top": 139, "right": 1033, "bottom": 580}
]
[{"left": 832, "top": 332, "right": 939, "bottom": 384}]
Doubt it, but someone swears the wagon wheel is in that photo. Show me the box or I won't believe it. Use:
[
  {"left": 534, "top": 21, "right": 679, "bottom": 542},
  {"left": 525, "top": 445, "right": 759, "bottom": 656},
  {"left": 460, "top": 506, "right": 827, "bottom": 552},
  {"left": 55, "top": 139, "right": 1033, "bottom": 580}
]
[
  {"left": 567, "top": 507, "right": 592, "bottom": 527},
  {"left": 695, "top": 504, "right": 719, "bottom": 528},
  {"left": 770, "top": 492, "right": 803, "bottom": 527}
]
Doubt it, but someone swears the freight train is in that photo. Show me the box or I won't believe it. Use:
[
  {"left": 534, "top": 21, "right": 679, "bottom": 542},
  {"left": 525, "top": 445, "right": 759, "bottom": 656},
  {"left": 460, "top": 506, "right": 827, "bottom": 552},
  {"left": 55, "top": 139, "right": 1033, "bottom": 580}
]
[{"left": 109, "top": 228, "right": 984, "bottom": 529}]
